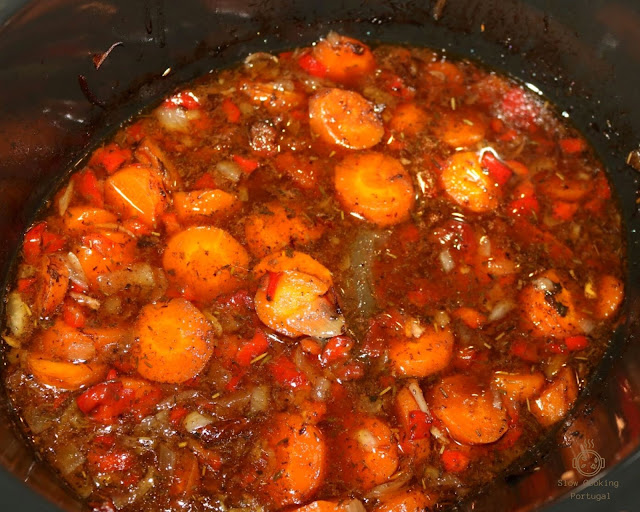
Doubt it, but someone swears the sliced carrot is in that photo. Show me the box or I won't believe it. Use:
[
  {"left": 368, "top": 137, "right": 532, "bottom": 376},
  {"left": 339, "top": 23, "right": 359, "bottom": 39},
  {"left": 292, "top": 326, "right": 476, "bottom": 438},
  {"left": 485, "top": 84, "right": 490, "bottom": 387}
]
[
  {"left": 389, "top": 325, "right": 454, "bottom": 377},
  {"left": 35, "top": 254, "right": 70, "bottom": 317},
  {"left": 172, "top": 189, "right": 239, "bottom": 222},
  {"left": 439, "top": 111, "right": 486, "bottom": 148},
  {"left": 336, "top": 415, "right": 399, "bottom": 491},
  {"left": 74, "top": 230, "right": 137, "bottom": 290},
  {"left": 519, "top": 270, "right": 583, "bottom": 338},
  {"left": 255, "top": 270, "right": 344, "bottom": 338},
  {"left": 372, "top": 489, "right": 436, "bottom": 512},
  {"left": 62, "top": 206, "right": 118, "bottom": 233},
  {"left": 441, "top": 449, "right": 470, "bottom": 473},
  {"left": 311, "top": 33, "right": 375, "bottom": 83},
  {"left": 27, "top": 353, "right": 106, "bottom": 390},
  {"left": 104, "top": 165, "right": 167, "bottom": 227},
  {"left": 531, "top": 366, "right": 578, "bottom": 427},
  {"left": 244, "top": 202, "right": 324, "bottom": 258},
  {"left": 453, "top": 307, "right": 486, "bottom": 329},
  {"left": 163, "top": 226, "right": 250, "bottom": 301},
  {"left": 334, "top": 152, "right": 415, "bottom": 226},
  {"left": 261, "top": 413, "right": 326, "bottom": 507},
  {"left": 253, "top": 250, "right": 333, "bottom": 285},
  {"left": 594, "top": 274, "right": 624, "bottom": 319},
  {"left": 537, "top": 173, "right": 592, "bottom": 202},
  {"left": 309, "top": 88, "right": 384, "bottom": 150},
  {"left": 134, "top": 298, "right": 214, "bottom": 383},
  {"left": 441, "top": 151, "right": 499, "bottom": 213},
  {"left": 430, "top": 374, "right": 508, "bottom": 444},
  {"left": 389, "top": 102, "right": 429, "bottom": 136},
  {"left": 241, "top": 80, "right": 306, "bottom": 113},
  {"left": 426, "top": 60, "right": 464, "bottom": 95},
  {"left": 551, "top": 201, "right": 579, "bottom": 221},
  {"left": 492, "top": 372, "right": 545, "bottom": 402},
  {"left": 37, "top": 319, "right": 96, "bottom": 362}
]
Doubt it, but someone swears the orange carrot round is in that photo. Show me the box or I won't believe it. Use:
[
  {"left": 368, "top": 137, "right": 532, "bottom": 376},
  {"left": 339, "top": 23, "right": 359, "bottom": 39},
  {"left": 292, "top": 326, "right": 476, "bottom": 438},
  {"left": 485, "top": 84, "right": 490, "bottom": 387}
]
[
  {"left": 372, "top": 488, "right": 436, "bottom": 512},
  {"left": 36, "top": 318, "right": 96, "bottom": 362},
  {"left": 336, "top": 415, "right": 399, "bottom": 491},
  {"left": 492, "top": 371, "right": 546, "bottom": 402},
  {"left": 172, "top": 189, "right": 239, "bottom": 222},
  {"left": 254, "top": 250, "right": 333, "bottom": 285},
  {"left": 261, "top": 412, "right": 326, "bottom": 507},
  {"left": 27, "top": 353, "right": 106, "bottom": 390},
  {"left": 334, "top": 152, "right": 415, "bottom": 226},
  {"left": 531, "top": 366, "right": 578, "bottom": 427},
  {"left": 431, "top": 374, "right": 508, "bottom": 444},
  {"left": 312, "top": 33, "right": 375, "bottom": 83},
  {"left": 594, "top": 274, "right": 624, "bottom": 319},
  {"left": 441, "top": 151, "right": 499, "bottom": 212},
  {"left": 439, "top": 111, "right": 486, "bottom": 148},
  {"left": 520, "top": 270, "right": 583, "bottom": 338},
  {"left": 105, "top": 164, "right": 168, "bottom": 227},
  {"left": 389, "top": 103, "right": 429, "bottom": 136},
  {"left": 388, "top": 325, "right": 454, "bottom": 377},
  {"left": 134, "top": 298, "right": 214, "bottom": 383},
  {"left": 244, "top": 203, "right": 324, "bottom": 258},
  {"left": 163, "top": 226, "right": 249, "bottom": 301},
  {"left": 62, "top": 206, "right": 118, "bottom": 233},
  {"left": 309, "top": 88, "right": 384, "bottom": 150}
]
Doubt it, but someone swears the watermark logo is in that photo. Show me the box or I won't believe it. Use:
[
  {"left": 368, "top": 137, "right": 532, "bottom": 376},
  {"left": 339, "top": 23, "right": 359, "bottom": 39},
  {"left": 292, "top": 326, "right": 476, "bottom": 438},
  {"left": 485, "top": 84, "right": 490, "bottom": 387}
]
[{"left": 572, "top": 439, "right": 606, "bottom": 478}]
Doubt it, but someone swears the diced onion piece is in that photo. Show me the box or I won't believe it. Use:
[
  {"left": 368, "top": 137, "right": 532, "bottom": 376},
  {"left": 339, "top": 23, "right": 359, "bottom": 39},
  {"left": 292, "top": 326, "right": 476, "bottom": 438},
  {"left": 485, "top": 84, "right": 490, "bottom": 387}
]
[
  {"left": 404, "top": 317, "right": 425, "bottom": 339},
  {"left": 408, "top": 380, "right": 429, "bottom": 414},
  {"left": 488, "top": 300, "right": 515, "bottom": 322},
  {"left": 64, "top": 252, "right": 88, "bottom": 289},
  {"left": 2, "top": 335, "right": 21, "bottom": 348},
  {"left": 112, "top": 468, "right": 155, "bottom": 508},
  {"left": 7, "top": 292, "right": 31, "bottom": 337},
  {"left": 478, "top": 235, "right": 491, "bottom": 258},
  {"left": 183, "top": 411, "right": 214, "bottom": 433},
  {"left": 96, "top": 263, "right": 157, "bottom": 296},
  {"left": 365, "top": 472, "right": 411, "bottom": 499},
  {"left": 68, "top": 292, "right": 101, "bottom": 310},
  {"left": 244, "top": 52, "right": 279, "bottom": 67},
  {"left": 56, "top": 444, "right": 86, "bottom": 476},
  {"left": 533, "top": 277, "right": 555, "bottom": 292},
  {"left": 344, "top": 499, "right": 367, "bottom": 512},
  {"left": 355, "top": 429, "right": 378, "bottom": 452},
  {"left": 215, "top": 160, "right": 243, "bottom": 183},
  {"left": 578, "top": 317, "right": 595, "bottom": 335},
  {"left": 430, "top": 425, "right": 449, "bottom": 444},
  {"left": 439, "top": 249, "right": 455, "bottom": 273},
  {"left": 57, "top": 181, "right": 74, "bottom": 217},
  {"left": 250, "top": 385, "right": 271, "bottom": 414},
  {"left": 156, "top": 105, "right": 190, "bottom": 132},
  {"left": 434, "top": 310, "right": 451, "bottom": 328},
  {"left": 312, "top": 377, "right": 331, "bottom": 401}
]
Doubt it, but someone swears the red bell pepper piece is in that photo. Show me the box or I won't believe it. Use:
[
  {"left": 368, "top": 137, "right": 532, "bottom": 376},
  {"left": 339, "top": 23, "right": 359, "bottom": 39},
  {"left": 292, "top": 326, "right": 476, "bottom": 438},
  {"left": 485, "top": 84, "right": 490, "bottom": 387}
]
[
  {"left": 481, "top": 151, "right": 513, "bottom": 186},
  {"left": 62, "top": 299, "right": 87, "bottom": 328},
  {"left": 235, "top": 330, "right": 269, "bottom": 367},
  {"left": 169, "top": 406, "right": 189, "bottom": 427},
  {"left": 552, "top": 201, "right": 579, "bottom": 221},
  {"left": 441, "top": 449, "right": 470, "bottom": 473},
  {"left": 87, "top": 445, "right": 134, "bottom": 473},
  {"left": 221, "top": 98, "right": 242, "bottom": 124},
  {"left": 265, "top": 271, "right": 283, "bottom": 302},
  {"left": 16, "top": 277, "right": 37, "bottom": 293},
  {"left": 559, "top": 137, "right": 586, "bottom": 154},
  {"left": 510, "top": 339, "right": 540, "bottom": 362},
  {"left": 23, "top": 222, "right": 46, "bottom": 263},
  {"left": 164, "top": 91, "right": 200, "bottom": 110},
  {"left": 193, "top": 173, "right": 217, "bottom": 189},
  {"left": 269, "top": 355, "right": 309, "bottom": 389},
  {"left": 74, "top": 169, "right": 104, "bottom": 206},
  {"left": 508, "top": 196, "right": 540, "bottom": 217},
  {"left": 233, "top": 155, "right": 260, "bottom": 174},
  {"left": 298, "top": 53, "right": 327, "bottom": 78},
  {"left": 565, "top": 335, "right": 589, "bottom": 351},
  {"left": 407, "top": 410, "right": 432, "bottom": 440},
  {"left": 89, "top": 143, "right": 132, "bottom": 174},
  {"left": 321, "top": 335, "right": 354, "bottom": 367}
]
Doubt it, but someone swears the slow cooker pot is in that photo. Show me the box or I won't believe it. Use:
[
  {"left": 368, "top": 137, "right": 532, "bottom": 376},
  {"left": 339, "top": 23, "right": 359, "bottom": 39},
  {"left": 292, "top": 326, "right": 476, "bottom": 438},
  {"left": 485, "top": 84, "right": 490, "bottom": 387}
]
[{"left": 1, "top": 0, "right": 640, "bottom": 510}]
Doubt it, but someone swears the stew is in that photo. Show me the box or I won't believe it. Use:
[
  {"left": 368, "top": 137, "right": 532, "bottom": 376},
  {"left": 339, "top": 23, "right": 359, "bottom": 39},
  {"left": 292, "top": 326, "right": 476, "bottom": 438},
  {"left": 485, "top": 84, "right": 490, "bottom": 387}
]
[{"left": 1, "top": 33, "right": 625, "bottom": 511}]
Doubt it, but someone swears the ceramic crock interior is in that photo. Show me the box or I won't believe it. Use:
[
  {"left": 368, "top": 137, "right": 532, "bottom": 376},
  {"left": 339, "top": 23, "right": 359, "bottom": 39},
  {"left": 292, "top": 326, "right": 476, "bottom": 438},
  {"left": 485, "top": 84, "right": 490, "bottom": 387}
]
[{"left": 1, "top": 1, "right": 640, "bottom": 511}]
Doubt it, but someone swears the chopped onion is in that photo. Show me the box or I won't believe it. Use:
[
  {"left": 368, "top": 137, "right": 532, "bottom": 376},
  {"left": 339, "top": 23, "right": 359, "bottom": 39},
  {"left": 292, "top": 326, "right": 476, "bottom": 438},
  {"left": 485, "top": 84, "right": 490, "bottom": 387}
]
[
  {"left": 57, "top": 181, "right": 74, "bottom": 216},
  {"left": 68, "top": 292, "right": 101, "bottom": 310},
  {"left": 97, "top": 263, "right": 157, "bottom": 295},
  {"left": 439, "top": 248, "right": 455, "bottom": 273},
  {"left": 64, "top": 252, "right": 88, "bottom": 289},
  {"left": 430, "top": 425, "right": 449, "bottom": 444},
  {"left": 404, "top": 317, "right": 425, "bottom": 338},
  {"left": 183, "top": 411, "right": 214, "bottom": 433},
  {"left": 434, "top": 310, "right": 451, "bottom": 328},
  {"left": 112, "top": 468, "right": 155, "bottom": 508},
  {"left": 94, "top": 223, "right": 137, "bottom": 239},
  {"left": 250, "top": 385, "right": 271, "bottom": 414},
  {"left": 244, "top": 52, "right": 279, "bottom": 66},
  {"left": 2, "top": 335, "right": 21, "bottom": 348},
  {"left": 365, "top": 472, "right": 411, "bottom": 499},
  {"left": 344, "top": 499, "right": 367, "bottom": 512},
  {"left": 488, "top": 300, "right": 515, "bottom": 322},
  {"left": 312, "top": 377, "right": 331, "bottom": 402},
  {"left": 408, "top": 381, "right": 429, "bottom": 413},
  {"left": 158, "top": 443, "right": 176, "bottom": 473},
  {"left": 478, "top": 235, "right": 492, "bottom": 258},
  {"left": 215, "top": 160, "right": 243, "bottom": 182},
  {"left": 578, "top": 317, "right": 595, "bottom": 335},
  {"left": 6, "top": 292, "right": 31, "bottom": 337},
  {"left": 156, "top": 105, "right": 190, "bottom": 132},
  {"left": 56, "top": 444, "right": 86, "bottom": 476},
  {"left": 533, "top": 277, "right": 555, "bottom": 292},
  {"left": 356, "top": 429, "right": 378, "bottom": 452}
]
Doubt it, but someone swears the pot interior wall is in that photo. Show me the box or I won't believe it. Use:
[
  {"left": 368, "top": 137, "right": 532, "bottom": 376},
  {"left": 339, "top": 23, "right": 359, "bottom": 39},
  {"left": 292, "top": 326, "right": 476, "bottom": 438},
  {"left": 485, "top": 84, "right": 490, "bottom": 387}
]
[{"left": 1, "top": 1, "right": 639, "bottom": 511}]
